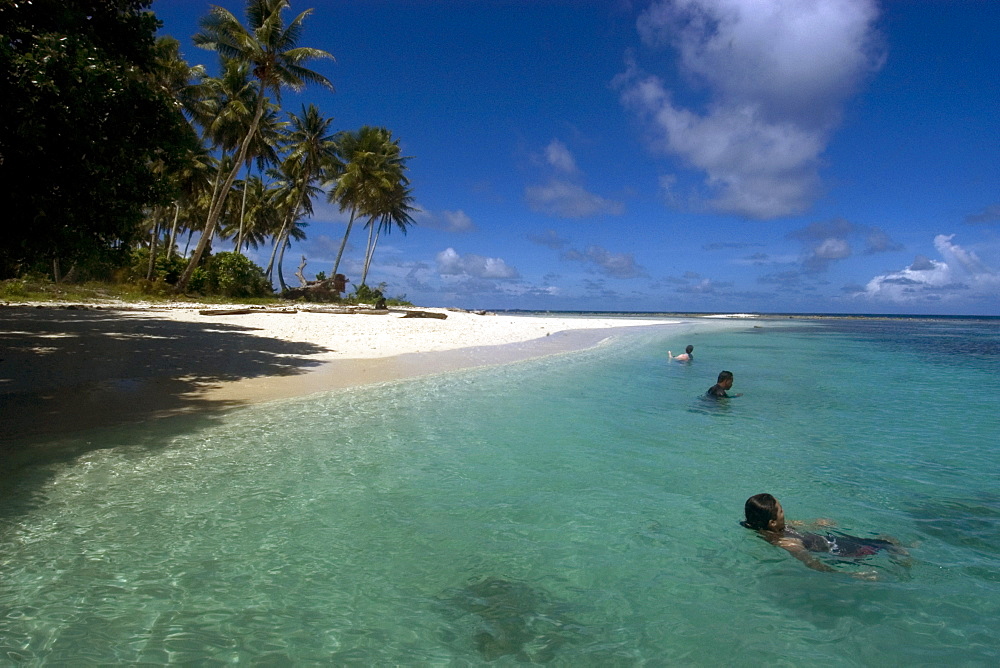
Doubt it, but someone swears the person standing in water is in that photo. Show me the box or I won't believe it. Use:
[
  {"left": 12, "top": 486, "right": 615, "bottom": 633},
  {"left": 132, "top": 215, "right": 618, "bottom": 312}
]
[
  {"left": 668, "top": 345, "right": 694, "bottom": 362},
  {"left": 706, "top": 370, "right": 741, "bottom": 398}
]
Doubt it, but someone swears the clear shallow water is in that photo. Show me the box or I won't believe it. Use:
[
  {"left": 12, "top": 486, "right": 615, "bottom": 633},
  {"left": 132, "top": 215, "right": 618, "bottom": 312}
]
[{"left": 1, "top": 317, "right": 998, "bottom": 665}]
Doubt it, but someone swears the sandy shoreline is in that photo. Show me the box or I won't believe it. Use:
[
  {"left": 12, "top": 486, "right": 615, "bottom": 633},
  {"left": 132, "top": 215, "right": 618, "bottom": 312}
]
[{"left": 1, "top": 302, "right": 685, "bottom": 444}]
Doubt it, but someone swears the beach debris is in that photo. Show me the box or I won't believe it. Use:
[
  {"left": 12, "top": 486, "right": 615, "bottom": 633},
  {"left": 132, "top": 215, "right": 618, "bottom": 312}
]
[
  {"left": 298, "top": 306, "right": 385, "bottom": 315},
  {"left": 281, "top": 273, "right": 349, "bottom": 301},
  {"left": 448, "top": 307, "right": 495, "bottom": 316},
  {"left": 295, "top": 255, "right": 308, "bottom": 287},
  {"left": 438, "top": 576, "right": 583, "bottom": 662},
  {"left": 397, "top": 309, "right": 447, "bottom": 319},
  {"left": 198, "top": 307, "right": 298, "bottom": 316}
]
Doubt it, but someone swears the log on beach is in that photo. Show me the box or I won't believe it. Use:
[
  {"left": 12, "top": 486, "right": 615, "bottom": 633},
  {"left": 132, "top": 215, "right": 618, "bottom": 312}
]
[
  {"left": 395, "top": 309, "right": 448, "bottom": 319},
  {"left": 198, "top": 308, "right": 298, "bottom": 316}
]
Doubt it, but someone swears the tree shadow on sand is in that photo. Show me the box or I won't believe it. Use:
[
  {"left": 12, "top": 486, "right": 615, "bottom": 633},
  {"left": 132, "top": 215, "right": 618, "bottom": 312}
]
[{"left": 0, "top": 306, "right": 333, "bottom": 474}]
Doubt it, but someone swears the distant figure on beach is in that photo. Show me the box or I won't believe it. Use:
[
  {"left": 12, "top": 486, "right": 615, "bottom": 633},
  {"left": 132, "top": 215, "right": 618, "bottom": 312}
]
[
  {"left": 706, "top": 370, "right": 741, "bottom": 398},
  {"left": 742, "top": 493, "right": 908, "bottom": 573},
  {"left": 668, "top": 345, "right": 694, "bottom": 362}
]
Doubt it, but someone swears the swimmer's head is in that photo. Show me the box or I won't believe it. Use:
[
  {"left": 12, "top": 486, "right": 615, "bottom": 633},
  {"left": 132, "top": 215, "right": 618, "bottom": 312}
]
[
  {"left": 717, "top": 370, "right": 734, "bottom": 389},
  {"left": 685, "top": 345, "right": 694, "bottom": 354},
  {"left": 744, "top": 493, "right": 784, "bottom": 531}
]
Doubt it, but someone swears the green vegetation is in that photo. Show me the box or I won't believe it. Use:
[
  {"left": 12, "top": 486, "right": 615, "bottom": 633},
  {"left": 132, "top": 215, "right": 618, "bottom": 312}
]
[{"left": 0, "top": 0, "right": 415, "bottom": 302}]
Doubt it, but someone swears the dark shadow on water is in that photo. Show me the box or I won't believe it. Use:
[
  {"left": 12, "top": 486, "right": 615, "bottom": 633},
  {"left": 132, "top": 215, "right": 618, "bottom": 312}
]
[
  {"left": 0, "top": 306, "right": 331, "bottom": 478},
  {"left": 437, "top": 576, "right": 591, "bottom": 663}
]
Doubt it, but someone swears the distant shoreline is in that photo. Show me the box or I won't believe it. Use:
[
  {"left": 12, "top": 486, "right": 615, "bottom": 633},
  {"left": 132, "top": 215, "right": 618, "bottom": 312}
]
[{"left": 491, "top": 309, "right": 999, "bottom": 322}]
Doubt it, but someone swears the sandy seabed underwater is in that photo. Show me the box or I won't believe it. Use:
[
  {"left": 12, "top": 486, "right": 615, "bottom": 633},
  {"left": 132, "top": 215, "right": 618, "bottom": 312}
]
[{"left": 1, "top": 316, "right": 999, "bottom": 665}]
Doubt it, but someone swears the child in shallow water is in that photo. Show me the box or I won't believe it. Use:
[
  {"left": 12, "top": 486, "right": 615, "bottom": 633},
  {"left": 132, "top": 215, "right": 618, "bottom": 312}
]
[{"left": 743, "top": 493, "right": 907, "bottom": 573}]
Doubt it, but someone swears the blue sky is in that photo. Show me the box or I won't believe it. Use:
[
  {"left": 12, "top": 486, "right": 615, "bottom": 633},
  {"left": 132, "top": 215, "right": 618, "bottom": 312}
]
[{"left": 155, "top": 0, "right": 1000, "bottom": 315}]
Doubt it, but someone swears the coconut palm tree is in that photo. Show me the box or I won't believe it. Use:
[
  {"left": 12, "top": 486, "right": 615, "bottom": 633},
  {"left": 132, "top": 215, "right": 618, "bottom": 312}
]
[
  {"left": 165, "top": 147, "right": 217, "bottom": 260},
  {"left": 221, "top": 173, "right": 281, "bottom": 254},
  {"left": 192, "top": 59, "right": 286, "bottom": 257},
  {"left": 264, "top": 103, "right": 338, "bottom": 289},
  {"left": 328, "top": 126, "right": 405, "bottom": 280},
  {"left": 360, "top": 181, "right": 416, "bottom": 287},
  {"left": 175, "top": 0, "right": 333, "bottom": 292}
]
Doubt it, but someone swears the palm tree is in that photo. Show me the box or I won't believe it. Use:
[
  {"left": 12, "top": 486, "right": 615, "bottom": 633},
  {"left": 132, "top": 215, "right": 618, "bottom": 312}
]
[
  {"left": 327, "top": 126, "right": 404, "bottom": 281},
  {"left": 234, "top": 104, "right": 286, "bottom": 253},
  {"left": 360, "top": 181, "right": 416, "bottom": 286},
  {"left": 261, "top": 103, "right": 337, "bottom": 288},
  {"left": 175, "top": 0, "right": 333, "bottom": 292},
  {"left": 166, "top": 147, "right": 216, "bottom": 260},
  {"left": 221, "top": 173, "right": 281, "bottom": 254},
  {"left": 276, "top": 213, "right": 310, "bottom": 291},
  {"left": 143, "top": 37, "right": 207, "bottom": 278}
]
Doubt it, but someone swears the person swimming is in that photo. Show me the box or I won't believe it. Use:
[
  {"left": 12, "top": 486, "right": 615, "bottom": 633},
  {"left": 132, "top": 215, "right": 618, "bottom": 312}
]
[
  {"left": 742, "top": 493, "right": 907, "bottom": 573},
  {"left": 668, "top": 345, "right": 694, "bottom": 362}
]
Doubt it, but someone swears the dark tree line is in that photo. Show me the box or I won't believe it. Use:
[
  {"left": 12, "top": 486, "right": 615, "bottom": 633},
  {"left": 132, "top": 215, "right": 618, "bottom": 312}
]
[{"left": 0, "top": 0, "right": 414, "bottom": 298}]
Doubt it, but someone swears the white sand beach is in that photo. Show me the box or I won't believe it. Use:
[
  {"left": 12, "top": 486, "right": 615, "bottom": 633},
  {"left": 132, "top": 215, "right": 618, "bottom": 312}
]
[{"left": 0, "top": 302, "right": 681, "bottom": 442}]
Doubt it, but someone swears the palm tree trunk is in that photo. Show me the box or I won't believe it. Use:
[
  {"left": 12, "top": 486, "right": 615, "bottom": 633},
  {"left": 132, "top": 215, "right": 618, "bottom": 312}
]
[
  {"left": 264, "top": 219, "right": 287, "bottom": 280},
  {"left": 166, "top": 203, "right": 180, "bottom": 260},
  {"left": 360, "top": 216, "right": 377, "bottom": 285},
  {"left": 146, "top": 214, "right": 159, "bottom": 281},
  {"left": 331, "top": 208, "right": 357, "bottom": 279},
  {"left": 361, "top": 227, "right": 381, "bottom": 287},
  {"left": 176, "top": 94, "right": 266, "bottom": 292},
  {"left": 235, "top": 163, "right": 251, "bottom": 255},
  {"left": 277, "top": 235, "right": 289, "bottom": 292}
]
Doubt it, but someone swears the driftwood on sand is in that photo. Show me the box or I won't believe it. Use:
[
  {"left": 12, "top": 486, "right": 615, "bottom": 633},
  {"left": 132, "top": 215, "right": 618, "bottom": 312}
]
[
  {"left": 198, "top": 307, "right": 298, "bottom": 316},
  {"left": 198, "top": 306, "right": 447, "bottom": 319},
  {"left": 396, "top": 309, "right": 447, "bottom": 319}
]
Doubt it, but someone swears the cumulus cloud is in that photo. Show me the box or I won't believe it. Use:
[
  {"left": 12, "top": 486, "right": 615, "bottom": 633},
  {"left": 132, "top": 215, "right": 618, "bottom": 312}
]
[
  {"left": 525, "top": 180, "right": 626, "bottom": 218},
  {"left": 435, "top": 247, "right": 519, "bottom": 279},
  {"left": 561, "top": 245, "right": 646, "bottom": 279},
  {"left": 617, "top": 0, "right": 882, "bottom": 219},
  {"left": 787, "top": 218, "right": 900, "bottom": 273},
  {"left": 856, "top": 234, "right": 999, "bottom": 303},
  {"left": 415, "top": 208, "right": 476, "bottom": 233},
  {"left": 544, "top": 139, "right": 578, "bottom": 174},
  {"left": 526, "top": 140, "right": 625, "bottom": 218}
]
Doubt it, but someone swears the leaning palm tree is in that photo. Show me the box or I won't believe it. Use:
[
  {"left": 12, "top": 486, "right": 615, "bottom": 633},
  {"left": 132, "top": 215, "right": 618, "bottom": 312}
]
[
  {"left": 165, "top": 148, "right": 216, "bottom": 260},
  {"left": 234, "top": 104, "right": 286, "bottom": 253},
  {"left": 264, "top": 103, "right": 338, "bottom": 287},
  {"left": 175, "top": 0, "right": 333, "bottom": 292},
  {"left": 327, "top": 126, "right": 404, "bottom": 280},
  {"left": 360, "top": 181, "right": 416, "bottom": 286}
]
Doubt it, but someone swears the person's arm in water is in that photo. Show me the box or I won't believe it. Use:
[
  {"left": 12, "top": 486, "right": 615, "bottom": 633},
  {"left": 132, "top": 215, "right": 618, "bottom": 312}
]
[{"left": 772, "top": 534, "right": 837, "bottom": 572}]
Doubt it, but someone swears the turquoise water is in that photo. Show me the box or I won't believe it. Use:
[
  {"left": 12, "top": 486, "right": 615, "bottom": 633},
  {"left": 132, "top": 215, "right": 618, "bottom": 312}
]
[{"left": 1, "top": 317, "right": 998, "bottom": 665}]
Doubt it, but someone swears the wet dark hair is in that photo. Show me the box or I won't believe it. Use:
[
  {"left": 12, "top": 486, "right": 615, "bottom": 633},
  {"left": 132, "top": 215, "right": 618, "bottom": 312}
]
[
  {"left": 744, "top": 493, "right": 779, "bottom": 530},
  {"left": 685, "top": 345, "right": 694, "bottom": 354},
  {"left": 717, "top": 370, "right": 734, "bottom": 383}
]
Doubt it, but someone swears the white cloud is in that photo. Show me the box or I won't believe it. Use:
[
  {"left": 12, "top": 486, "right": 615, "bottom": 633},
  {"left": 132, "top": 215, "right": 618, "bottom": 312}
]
[
  {"left": 618, "top": 0, "right": 882, "bottom": 219},
  {"left": 414, "top": 208, "right": 476, "bottom": 233},
  {"left": 526, "top": 140, "right": 625, "bottom": 218},
  {"left": 545, "top": 139, "right": 578, "bottom": 174},
  {"left": 858, "top": 234, "right": 1000, "bottom": 304},
  {"left": 435, "top": 247, "right": 520, "bottom": 279},
  {"left": 525, "top": 180, "right": 625, "bottom": 218},
  {"left": 441, "top": 210, "right": 475, "bottom": 232}
]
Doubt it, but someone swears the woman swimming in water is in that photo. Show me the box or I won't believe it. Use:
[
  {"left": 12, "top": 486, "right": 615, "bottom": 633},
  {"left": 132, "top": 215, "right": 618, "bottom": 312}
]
[{"left": 743, "top": 493, "right": 907, "bottom": 573}]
